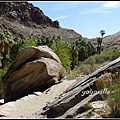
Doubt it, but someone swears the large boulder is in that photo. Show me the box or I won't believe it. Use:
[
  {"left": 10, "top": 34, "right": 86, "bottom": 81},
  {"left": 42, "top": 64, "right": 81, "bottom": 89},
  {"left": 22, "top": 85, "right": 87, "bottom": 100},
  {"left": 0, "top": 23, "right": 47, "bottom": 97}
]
[{"left": 2, "top": 46, "right": 65, "bottom": 103}]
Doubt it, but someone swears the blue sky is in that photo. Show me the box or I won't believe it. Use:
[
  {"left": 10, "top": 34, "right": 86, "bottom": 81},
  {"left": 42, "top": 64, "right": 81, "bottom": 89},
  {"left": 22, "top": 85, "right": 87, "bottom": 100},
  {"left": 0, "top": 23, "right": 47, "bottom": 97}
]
[{"left": 28, "top": 1, "right": 120, "bottom": 39}]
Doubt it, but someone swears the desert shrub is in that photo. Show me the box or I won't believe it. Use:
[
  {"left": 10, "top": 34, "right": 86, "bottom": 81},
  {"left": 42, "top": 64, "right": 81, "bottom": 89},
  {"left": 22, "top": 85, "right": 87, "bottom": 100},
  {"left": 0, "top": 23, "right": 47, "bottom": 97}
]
[
  {"left": 108, "top": 49, "right": 120, "bottom": 61},
  {"left": 67, "top": 71, "right": 78, "bottom": 80},
  {"left": 84, "top": 48, "right": 120, "bottom": 64},
  {"left": 67, "top": 62, "right": 96, "bottom": 80},
  {"left": 83, "top": 56, "right": 96, "bottom": 73},
  {"left": 76, "top": 62, "right": 100, "bottom": 75},
  {"left": 78, "top": 63, "right": 91, "bottom": 75},
  {"left": 95, "top": 71, "right": 120, "bottom": 118},
  {"left": 95, "top": 73, "right": 112, "bottom": 99},
  {"left": 67, "top": 48, "right": 120, "bottom": 80},
  {"left": 10, "top": 37, "right": 24, "bottom": 62},
  {"left": 84, "top": 102, "right": 93, "bottom": 110},
  {"left": 21, "top": 37, "right": 36, "bottom": 49},
  {"left": 84, "top": 102, "right": 93, "bottom": 118},
  {"left": 86, "top": 111, "right": 93, "bottom": 118},
  {"left": 106, "top": 75, "right": 120, "bottom": 118},
  {"left": 51, "top": 39, "right": 71, "bottom": 73},
  {"left": 9, "top": 37, "right": 36, "bottom": 62}
]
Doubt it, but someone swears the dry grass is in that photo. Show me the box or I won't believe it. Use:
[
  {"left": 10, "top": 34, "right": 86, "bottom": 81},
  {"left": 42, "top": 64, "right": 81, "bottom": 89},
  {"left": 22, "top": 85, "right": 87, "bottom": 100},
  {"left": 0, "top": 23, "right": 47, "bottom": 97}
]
[{"left": 95, "top": 71, "right": 120, "bottom": 118}]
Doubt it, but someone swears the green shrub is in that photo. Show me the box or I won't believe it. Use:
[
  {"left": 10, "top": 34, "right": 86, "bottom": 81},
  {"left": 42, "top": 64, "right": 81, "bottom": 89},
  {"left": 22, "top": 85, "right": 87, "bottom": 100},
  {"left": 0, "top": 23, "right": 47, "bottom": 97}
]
[
  {"left": 67, "top": 62, "right": 96, "bottom": 80},
  {"left": 10, "top": 37, "right": 24, "bottom": 62},
  {"left": 21, "top": 37, "right": 36, "bottom": 49},
  {"left": 86, "top": 111, "right": 93, "bottom": 118},
  {"left": 84, "top": 48, "right": 120, "bottom": 64},
  {"left": 107, "top": 77, "right": 120, "bottom": 118},
  {"left": 95, "top": 71, "right": 120, "bottom": 118},
  {"left": 108, "top": 49, "right": 120, "bottom": 61},
  {"left": 51, "top": 39, "right": 71, "bottom": 73}
]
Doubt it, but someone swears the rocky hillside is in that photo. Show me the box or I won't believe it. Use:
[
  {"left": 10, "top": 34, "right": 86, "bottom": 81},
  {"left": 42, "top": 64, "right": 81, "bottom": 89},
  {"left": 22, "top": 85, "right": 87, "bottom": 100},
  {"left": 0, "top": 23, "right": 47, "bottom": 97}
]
[
  {"left": 0, "top": 1, "right": 82, "bottom": 42},
  {"left": 102, "top": 32, "right": 120, "bottom": 51},
  {"left": 0, "top": 2, "right": 120, "bottom": 50},
  {"left": 85, "top": 32, "right": 120, "bottom": 51},
  {"left": 0, "top": 2, "right": 59, "bottom": 28}
]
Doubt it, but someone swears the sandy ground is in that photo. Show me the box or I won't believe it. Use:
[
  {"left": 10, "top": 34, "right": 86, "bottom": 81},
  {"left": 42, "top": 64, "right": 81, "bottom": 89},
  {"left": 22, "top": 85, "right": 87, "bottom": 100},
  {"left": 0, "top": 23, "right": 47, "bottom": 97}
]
[{"left": 0, "top": 79, "right": 76, "bottom": 119}]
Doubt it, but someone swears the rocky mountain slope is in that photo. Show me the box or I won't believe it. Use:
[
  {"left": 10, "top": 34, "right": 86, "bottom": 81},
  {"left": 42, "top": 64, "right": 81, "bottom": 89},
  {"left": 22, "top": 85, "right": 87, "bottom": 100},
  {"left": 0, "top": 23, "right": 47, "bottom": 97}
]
[
  {"left": 0, "top": 1, "right": 120, "bottom": 50},
  {"left": 102, "top": 32, "right": 120, "bottom": 51},
  {"left": 0, "top": 1, "right": 82, "bottom": 42},
  {"left": 85, "top": 31, "right": 120, "bottom": 51}
]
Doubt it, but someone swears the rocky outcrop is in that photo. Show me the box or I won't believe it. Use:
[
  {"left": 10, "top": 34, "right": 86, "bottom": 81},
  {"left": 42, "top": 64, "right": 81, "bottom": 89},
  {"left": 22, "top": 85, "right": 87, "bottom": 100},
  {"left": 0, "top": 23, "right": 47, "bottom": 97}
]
[
  {"left": 2, "top": 46, "right": 65, "bottom": 103},
  {"left": 41, "top": 57, "right": 120, "bottom": 118},
  {"left": 0, "top": 2, "right": 59, "bottom": 28}
]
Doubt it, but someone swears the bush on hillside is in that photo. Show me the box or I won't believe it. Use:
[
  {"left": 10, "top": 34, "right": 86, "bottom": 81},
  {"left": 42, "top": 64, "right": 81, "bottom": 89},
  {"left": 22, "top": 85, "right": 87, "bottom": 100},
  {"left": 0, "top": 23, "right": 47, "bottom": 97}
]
[
  {"left": 51, "top": 39, "right": 71, "bottom": 73},
  {"left": 84, "top": 48, "right": 120, "bottom": 64}
]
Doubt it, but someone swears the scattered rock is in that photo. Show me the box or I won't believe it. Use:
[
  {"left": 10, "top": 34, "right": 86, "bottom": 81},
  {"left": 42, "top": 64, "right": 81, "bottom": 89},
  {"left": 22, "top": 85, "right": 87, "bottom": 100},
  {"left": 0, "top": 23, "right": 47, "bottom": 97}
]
[
  {"left": 33, "top": 92, "right": 43, "bottom": 96},
  {"left": 0, "top": 99, "right": 4, "bottom": 105}
]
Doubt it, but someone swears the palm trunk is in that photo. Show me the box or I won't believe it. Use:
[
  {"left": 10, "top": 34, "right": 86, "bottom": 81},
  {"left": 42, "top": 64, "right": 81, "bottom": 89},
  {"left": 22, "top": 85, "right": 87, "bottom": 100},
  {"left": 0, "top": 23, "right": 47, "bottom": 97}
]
[
  {"left": 4, "top": 42, "right": 9, "bottom": 56},
  {"left": 0, "top": 52, "right": 6, "bottom": 68},
  {"left": 0, "top": 42, "right": 4, "bottom": 54}
]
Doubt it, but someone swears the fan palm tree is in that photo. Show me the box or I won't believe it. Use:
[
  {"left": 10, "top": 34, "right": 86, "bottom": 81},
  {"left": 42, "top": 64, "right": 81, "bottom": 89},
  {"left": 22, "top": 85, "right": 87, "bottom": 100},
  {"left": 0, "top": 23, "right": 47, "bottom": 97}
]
[
  {"left": 97, "top": 30, "right": 105, "bottom": 54},
  {"left": 34, "top": 37, "right": 42, "bottom": 46},
  {"left": 0, "top": 31, "right": 5, "bottom": 54},
  {"left": 10, "top": 37, "right": 24, "bottom": 61},
  {"left": 100, "top": 30, "right": 105, "bottom": 38},
  {"left": 69, "top": 41, "right": 79, "bottom": 70},
  {"left": 97, "top": 37, "right": 102, "bottom": 54},
  {"left": 0, "top": 30, "right": 14, "bottom": 68}
]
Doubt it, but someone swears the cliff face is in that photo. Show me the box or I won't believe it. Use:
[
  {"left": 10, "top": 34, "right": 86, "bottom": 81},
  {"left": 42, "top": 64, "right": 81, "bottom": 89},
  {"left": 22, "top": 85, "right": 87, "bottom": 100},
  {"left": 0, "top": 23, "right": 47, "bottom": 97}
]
[
  {"left": 0, "top": 2, "right": 82, "bottom": 42},
  {"left": 0, "top": 2, "right": 59, "bottom": 28}
]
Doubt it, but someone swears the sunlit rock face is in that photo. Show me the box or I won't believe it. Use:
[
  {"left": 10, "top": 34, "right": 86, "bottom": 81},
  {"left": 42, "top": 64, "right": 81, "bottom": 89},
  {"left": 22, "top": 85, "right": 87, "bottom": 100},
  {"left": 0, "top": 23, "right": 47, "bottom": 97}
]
[{"left": 2, "top": 46, "right": 64, "bottom": 103}]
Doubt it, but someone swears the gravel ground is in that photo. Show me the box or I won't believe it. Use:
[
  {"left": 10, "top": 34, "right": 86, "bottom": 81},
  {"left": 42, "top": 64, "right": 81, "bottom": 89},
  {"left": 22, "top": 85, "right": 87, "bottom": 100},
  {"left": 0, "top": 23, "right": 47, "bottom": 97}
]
[{"left": 0, "top": 79, "right": 76, "bottom": 119}]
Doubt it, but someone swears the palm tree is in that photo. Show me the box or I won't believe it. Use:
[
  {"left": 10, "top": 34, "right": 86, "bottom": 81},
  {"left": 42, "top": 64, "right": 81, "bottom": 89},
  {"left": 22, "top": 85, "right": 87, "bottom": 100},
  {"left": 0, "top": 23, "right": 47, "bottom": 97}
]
[
  {"left": 34, "top": 37, "right": 42, "bottom": 46},
  {"left": 100, "top": 30, "right": 105, "bottom": 38},
  {"left": 97, "top": 30, "right": 105, "bottom": 54},
  {"left": 0, "top": 31, "right": 5, "bottom": 54},
  {"left": 87, "top": 41, "right": 97, "bottom": 56},
  {"left": 97, "top": 37, "right": 102, "bottom": 54},
  {"left": 0, "top": 30, "right": 14, "bottom": 68},
  {"left": 10, "top": 37, "right": 24, "bottom": 61},
  {"left": 69, "top": 40, "right": 79, "bottom": 70}
]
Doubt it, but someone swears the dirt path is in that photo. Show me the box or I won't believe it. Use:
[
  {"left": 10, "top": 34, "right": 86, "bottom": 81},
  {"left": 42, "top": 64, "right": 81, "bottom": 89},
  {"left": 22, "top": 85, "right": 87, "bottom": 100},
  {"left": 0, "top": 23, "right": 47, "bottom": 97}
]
[{"left": 0, "top": 79, "right": 76, "bottom": 119}]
